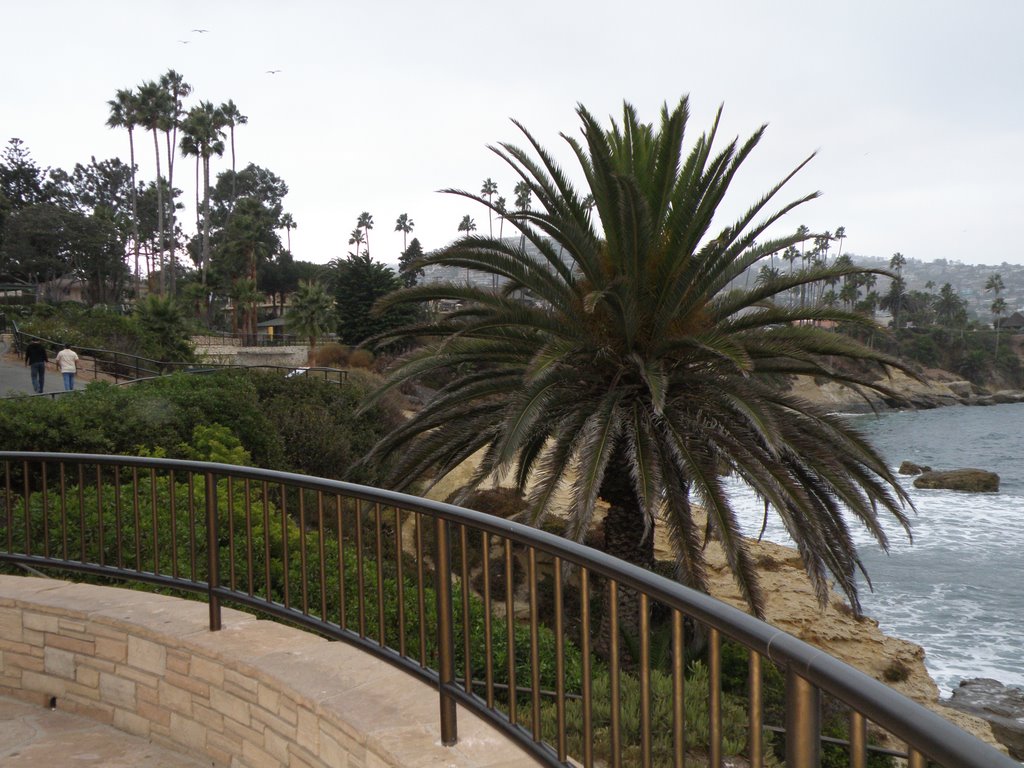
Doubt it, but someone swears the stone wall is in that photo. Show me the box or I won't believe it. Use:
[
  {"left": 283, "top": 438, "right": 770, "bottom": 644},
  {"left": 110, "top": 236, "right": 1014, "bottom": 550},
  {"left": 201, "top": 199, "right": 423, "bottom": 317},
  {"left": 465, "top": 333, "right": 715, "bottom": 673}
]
[
  {"left": 195, "top": 345, "right": 309, "bottom": 368},
  {"left": 0, "top": 576, "right": 529, "bottom": 767}
]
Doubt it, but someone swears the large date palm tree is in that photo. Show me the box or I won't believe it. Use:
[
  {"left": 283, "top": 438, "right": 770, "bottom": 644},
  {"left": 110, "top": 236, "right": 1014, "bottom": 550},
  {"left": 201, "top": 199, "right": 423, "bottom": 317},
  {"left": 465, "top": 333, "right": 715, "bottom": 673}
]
[{"left": 365, "top": 98, "right": 913, "bottom": 618}]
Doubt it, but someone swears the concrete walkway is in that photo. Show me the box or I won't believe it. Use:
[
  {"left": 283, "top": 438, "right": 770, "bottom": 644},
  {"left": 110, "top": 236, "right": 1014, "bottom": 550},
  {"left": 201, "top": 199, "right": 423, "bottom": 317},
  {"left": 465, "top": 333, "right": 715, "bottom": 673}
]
[
  {"left": 0, "top": 694, "right": 215, "bottom": 767},
  {"left": 0, "top": 340, "right": 85, "bottom": 397}
]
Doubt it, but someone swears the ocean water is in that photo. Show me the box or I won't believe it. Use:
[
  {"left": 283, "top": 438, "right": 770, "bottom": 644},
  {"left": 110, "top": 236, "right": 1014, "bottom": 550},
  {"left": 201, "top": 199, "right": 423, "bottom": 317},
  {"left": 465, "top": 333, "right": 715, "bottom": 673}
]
[{"left": 726, "top": 403, "right": 1024, "bottom": 696}]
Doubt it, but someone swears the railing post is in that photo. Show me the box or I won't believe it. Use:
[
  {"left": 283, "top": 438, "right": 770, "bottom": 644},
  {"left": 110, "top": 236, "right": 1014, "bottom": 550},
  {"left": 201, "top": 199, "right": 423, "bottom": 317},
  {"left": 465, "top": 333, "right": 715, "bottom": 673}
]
[
  {"left": 434, "top": 516, "right": 458, "bottom": 745},
  {"left": 205, "top": 471, "right": 222, "bottom": 631},
  {"left": 785, "top": 669, "right": 820, "bottom": 768}
]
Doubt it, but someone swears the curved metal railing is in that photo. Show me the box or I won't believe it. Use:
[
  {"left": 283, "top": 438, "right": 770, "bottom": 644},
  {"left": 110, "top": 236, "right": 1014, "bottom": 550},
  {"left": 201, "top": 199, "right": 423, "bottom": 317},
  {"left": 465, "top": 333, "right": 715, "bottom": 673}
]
[{"left": 0, "top": 452, "right": 1013, "bottom": 767}]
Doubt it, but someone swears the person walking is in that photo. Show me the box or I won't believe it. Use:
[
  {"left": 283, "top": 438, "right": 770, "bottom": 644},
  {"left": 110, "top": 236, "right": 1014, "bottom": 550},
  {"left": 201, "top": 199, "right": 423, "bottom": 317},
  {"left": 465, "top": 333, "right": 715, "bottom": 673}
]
[
  {"left": 54, "top": 343, "right": 79, "bottom": 391},
  {"left": 24, "top": 340, "right": 48, "bottom": 393}
]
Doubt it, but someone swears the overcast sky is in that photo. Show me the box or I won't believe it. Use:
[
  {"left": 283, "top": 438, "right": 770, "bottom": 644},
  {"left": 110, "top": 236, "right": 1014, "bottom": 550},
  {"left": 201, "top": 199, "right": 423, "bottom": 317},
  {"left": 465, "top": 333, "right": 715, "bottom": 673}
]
[{"left": 6, "top": 1, "right": 1024, "bottom": 268}]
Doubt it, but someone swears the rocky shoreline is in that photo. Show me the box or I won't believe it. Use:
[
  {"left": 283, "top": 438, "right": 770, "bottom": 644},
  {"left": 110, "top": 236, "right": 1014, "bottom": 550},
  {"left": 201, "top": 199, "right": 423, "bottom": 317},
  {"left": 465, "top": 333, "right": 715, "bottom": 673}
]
[{"left": 787, "top": 369, "right": 1024, "bottom": 413}]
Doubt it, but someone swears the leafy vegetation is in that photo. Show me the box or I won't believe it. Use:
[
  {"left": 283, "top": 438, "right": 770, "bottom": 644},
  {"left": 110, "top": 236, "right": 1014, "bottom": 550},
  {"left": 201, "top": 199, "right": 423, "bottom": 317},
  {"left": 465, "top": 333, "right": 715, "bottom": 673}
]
[{"left": 0, "top": 370, "right": 403, "bottom": 484}]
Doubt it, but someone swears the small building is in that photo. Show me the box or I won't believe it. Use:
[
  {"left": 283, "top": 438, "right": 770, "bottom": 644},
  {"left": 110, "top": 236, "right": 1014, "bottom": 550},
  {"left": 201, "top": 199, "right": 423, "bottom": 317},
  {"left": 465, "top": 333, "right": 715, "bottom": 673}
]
[
  {"left": 256, "top": 317, "right": 288, "bottom": 341},
  {"left": 997, "top": 311, "right": 1024, "bottom": 331}
]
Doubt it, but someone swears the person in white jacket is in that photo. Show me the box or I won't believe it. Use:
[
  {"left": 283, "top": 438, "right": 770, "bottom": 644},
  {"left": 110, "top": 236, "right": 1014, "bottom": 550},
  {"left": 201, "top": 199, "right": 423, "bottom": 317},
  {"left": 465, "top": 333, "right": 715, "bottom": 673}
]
[{"left": 54, "top": 344, "right": 79, "bottom": 391}]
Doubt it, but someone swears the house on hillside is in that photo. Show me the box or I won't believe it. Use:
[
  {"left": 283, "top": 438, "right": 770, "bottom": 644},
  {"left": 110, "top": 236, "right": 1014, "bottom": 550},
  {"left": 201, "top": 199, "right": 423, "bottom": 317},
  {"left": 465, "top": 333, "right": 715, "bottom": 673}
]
[{"left": 996, "top": 311, "right": 1024, "bottom": 332}]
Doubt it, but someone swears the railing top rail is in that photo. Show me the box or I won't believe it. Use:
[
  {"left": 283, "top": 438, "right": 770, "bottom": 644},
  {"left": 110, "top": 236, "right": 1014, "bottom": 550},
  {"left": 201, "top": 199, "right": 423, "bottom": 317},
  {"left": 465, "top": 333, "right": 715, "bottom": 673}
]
[{"left": 0, "top": 450, "right": 1011, "bottom": 767}]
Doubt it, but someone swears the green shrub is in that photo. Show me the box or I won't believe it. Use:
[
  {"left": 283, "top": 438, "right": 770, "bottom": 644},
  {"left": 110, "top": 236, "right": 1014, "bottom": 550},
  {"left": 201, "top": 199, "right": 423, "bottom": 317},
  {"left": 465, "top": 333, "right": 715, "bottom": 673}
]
[
  {"left": 0, "top": 374, "right": 276, "bottom": 464},
  {"left": 249, "top": 369, "right": 403, "bottom": 484}
]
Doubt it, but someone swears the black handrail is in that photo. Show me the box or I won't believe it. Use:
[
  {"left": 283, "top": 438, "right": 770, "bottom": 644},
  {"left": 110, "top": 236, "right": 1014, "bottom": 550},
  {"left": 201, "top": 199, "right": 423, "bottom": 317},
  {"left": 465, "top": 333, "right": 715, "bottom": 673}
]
[{"left": 0, "top": 451, "right": 1014, "bottom": 768}]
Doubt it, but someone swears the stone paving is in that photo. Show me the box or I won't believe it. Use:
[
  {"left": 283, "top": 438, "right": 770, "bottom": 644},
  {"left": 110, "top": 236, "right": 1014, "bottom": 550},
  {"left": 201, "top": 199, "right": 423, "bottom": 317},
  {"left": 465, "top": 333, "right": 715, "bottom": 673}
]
[{"left": 0, "top": 694, "right": 216, "bottom": 767}]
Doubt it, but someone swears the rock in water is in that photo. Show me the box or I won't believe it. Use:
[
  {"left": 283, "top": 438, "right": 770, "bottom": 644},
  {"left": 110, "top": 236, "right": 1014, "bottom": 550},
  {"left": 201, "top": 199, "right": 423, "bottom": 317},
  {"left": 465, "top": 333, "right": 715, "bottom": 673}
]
[
  {"left": 914, "top": 468, "right": 1000, "bottom": 492},
  {"left": 899, "top": 461, "right": 932, "bottom": 475},
  {"left": 946, "top": 678, "right": 1024, "bottom": 760}
]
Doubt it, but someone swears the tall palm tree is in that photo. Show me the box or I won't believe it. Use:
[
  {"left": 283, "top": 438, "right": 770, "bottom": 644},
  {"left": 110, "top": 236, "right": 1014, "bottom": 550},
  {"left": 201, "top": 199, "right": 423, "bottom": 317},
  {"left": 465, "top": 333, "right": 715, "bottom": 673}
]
[
  {"left": 365, "top": 98, "right": 913, "bottom": 623},
  {"left": 106, "top": 87, "right": 142, "bottom": 295},
  {"left": 833, "top": 225, "right": 846, "bottom": 261},
  {"left": 280, "top": 213, "right": 297, "bottom": 252},
  {"left": 357, "top": 212, "right": 374, "bottom": 256},
  {"left": 160, "top": 70, "right": 191, "bottom": 295},
  {"left": 348, "top": 228, "right": 365, "bottom": 256},
  {"left": 180, "top": 101, "right": 226, "bottom": 288},
  {"left": 179, "top": 132, "right": 202, "bottom": 232},
  {"left": 480, "top": 177, "right": 498, "bottom": 238},
  {"left": 218, "top": 99, "right": 247, "bottom": 207},
  {"left": 286, "top": 280, "right": 335, "bottom": 364},
  {"left": 135, "top": 80, "right": 173, "bottom": 293},
  {"left": 457, "top": 215, "right": 477, "bottom": 284},
  {"left": 796, "top": 224, "right": 810, "bottom": 307},
  {"left": 495, "top": 197, "right": 507, "bottom": 240},
  {"left": 394, "top": 213, "right": 414, "bottom": 253},
  {"left": 986, "top": 273, "right": 1006, "bottom": 357},
  {"left": 513, "top": 181, "right": 531, "bottom": 251},
  {"left": 887, "top": 252, "right": 907, "bottom": 332}
]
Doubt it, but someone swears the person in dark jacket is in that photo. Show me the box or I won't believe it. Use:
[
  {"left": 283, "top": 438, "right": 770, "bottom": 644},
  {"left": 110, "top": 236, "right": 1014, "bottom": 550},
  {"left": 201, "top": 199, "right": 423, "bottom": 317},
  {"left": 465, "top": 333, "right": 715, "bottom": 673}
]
[{"left": 24, "top": 340, "right": 47, "bottom": 394}]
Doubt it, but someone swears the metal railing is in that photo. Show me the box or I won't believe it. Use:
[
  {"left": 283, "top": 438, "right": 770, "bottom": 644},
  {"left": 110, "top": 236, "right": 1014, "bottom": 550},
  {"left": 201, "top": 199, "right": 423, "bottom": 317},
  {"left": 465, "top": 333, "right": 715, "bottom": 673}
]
[{"left": 0, "top": 452, "right": 1014, "bottom": 768}]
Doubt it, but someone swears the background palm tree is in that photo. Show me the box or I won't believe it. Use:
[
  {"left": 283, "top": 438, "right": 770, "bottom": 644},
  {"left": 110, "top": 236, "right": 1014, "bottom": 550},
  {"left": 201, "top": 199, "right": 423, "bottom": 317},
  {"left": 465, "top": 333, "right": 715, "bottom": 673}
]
[
  {"left": 394, "top": 212, "right": 414, "bottom": 253},
  {"left": 986, "top": 273, "right": 1006, "bottom": 357},
  {"left": 513, "top": 181, "right": 531, "bottom": 251},
  {"left": 286, "top": 279, "right": 335, "bottom": 364},
  {"left": 159, "top": 69, "right": 191, "bottom": 296},
  {"left": 218, "top": 99, "right": 247, "bottom": 208},
  {"left": 106, "top": 87, "right": 142, "bottom": 295},
  {"left": 180, "top": 100, "right": 226, "bottom": 288},
  {"left": 357, "top": 212, "right": 374, "bottom": 256},
  {"left": 280, "top": 212, "right": 297, "bottom": 252},
  {"left": 366, "top": 98, "right": 913, "bottom": 628},
  {"left": 480, "top": 177, "right": 498, "bottom": 238},
  {"left": 495, "top": 196, "right": 507, "bottom": 240},
  {"left": 886, "top": 252, "right": 907, "bottom": 332},
  {"left": 457, "top": 215, "right": 476, "bottom": 284},
  {"left": 135, "top": 80, "right": 173, "bottom": 293},
  {"left": 348, "top": 227, "right": 365, "bottom": 256}
]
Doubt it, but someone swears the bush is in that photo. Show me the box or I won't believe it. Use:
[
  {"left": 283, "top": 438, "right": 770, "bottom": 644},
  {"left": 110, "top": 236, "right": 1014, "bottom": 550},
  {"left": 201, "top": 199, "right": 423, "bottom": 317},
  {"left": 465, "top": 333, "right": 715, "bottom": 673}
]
[
  {"left": 0, "top": 373, "right": 276, "bottom": 465},
  {"left": 249, "top": 369, "right": 404, "bottom": 484},
  {"left": 347, "top": 348, "right": 375, "bottom": 369},
  {"left": 313, "top": 342, "right": 349, "bottom": 368}
]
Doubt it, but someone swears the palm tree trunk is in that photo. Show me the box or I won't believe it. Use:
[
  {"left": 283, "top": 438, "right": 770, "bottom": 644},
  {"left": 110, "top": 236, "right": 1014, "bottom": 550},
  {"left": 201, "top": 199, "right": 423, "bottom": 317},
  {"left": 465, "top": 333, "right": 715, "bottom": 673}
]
[
  {"left": 230, "top": 126, "right": 237, "bottom": 209},
  {"left": 201, "top": 156, "right": 212, "bottom": 287},
  {"left": 128, "top": 128, "right": 141, "bottom": 298},
  {"left": 165, "top": 130, "right": 177, "bottom": 296},
  {"left": 595, "top": 450, "right": 653, "bottom": 661},
  {"left": 152, "top": 130, "right": 165, "bottom": 295}
]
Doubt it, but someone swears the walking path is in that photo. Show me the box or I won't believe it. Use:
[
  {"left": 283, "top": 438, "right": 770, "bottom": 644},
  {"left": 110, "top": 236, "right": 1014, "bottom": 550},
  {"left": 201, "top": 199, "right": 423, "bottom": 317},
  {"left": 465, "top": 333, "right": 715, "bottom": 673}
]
[
  {"left": 0, "top": 340, "right": 85, "bottom": 397},
  {"left": 0, "top": 694, "right": 214, "bottom": 767}
]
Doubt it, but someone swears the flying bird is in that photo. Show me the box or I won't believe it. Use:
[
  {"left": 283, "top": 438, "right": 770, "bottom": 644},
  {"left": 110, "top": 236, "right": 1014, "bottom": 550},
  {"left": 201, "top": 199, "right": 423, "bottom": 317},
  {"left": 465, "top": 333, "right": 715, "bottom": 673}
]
[
  {"left": 266, "top": 69, "right": 282, "bottom": 74},
  {"left": 178, "top": 40, "right": 190, "bottom": 44},
  {"left": 192, "top": 28, "right": 208, "bottom": 33}
]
